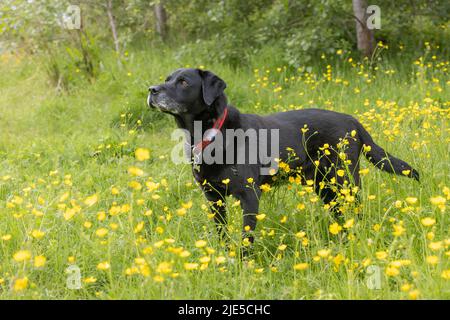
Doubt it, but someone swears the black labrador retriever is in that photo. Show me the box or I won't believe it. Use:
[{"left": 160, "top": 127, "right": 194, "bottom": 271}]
[{"left": 148, "top": 68, "right": 419, "bottom": 243}]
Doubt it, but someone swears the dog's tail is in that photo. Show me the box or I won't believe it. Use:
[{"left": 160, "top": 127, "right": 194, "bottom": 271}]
[{"left": 355, "top": 120, "right": 420, "bottom": 182}]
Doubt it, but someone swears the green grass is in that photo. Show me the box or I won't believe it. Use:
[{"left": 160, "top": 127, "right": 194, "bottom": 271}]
[{"left": 0, "top": 46, "right": 448, "bottom": 299}]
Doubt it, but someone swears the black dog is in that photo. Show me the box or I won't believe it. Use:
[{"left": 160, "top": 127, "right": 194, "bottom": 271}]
[{"left": 148, "top": 68, "right": 419, "bottom": 243}]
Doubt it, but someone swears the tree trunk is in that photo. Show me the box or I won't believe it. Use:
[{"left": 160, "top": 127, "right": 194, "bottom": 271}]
[
  {"left": 106, "top": 0, "right": 120, "bottom": 53},
  {"left": 352, "top": 0, "right": 375, "bottom": 57},
  {"left": 154, "top": 2, "right": 168, "bottom": 40}
]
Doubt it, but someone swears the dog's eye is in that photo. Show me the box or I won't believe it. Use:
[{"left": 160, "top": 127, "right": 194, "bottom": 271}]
[{"left": 179, "top": 79, "right": 189, "bottom": 88}]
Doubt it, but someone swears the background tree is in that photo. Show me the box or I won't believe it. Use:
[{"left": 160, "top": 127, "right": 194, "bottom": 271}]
[
  {"left": 105, "top": 0, "right": 120, "bottom": 54},
  {"left": 154, "top": 0, "right": 168, "bottom": 41},
  {"left": 352, "top": 0, "right": 375, "bottom": 57}
]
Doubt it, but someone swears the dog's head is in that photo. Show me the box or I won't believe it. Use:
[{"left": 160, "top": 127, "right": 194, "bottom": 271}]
[{"left": 147, "top": 68, "right": 227, "bottom": 116}]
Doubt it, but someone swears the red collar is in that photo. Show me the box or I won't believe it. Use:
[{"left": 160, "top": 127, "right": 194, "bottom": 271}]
[{"left": 194, "top": 107, "right": 228, "bottom": 152}]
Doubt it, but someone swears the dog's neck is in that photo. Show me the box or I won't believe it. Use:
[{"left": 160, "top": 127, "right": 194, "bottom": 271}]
[{"left": 174, "top": 94, "right": 239, "bottom": 144}]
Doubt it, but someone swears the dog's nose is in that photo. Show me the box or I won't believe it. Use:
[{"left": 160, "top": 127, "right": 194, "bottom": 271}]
[{"left": 149, "top": 85, "right": 161, "bottom": 95}]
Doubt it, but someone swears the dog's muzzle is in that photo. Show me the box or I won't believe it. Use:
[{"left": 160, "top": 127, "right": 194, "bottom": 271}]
[
  {"left": 147, "top": 85, "right": 160, "bottom": 109},
  {"left": 146, "top": 86, "right": 186, "bottom": 114}
]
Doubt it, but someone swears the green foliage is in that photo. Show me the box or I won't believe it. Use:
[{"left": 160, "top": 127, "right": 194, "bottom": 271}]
[
  {"left": 111, "top": 102, "right": 168, "bottom": 132},
  {"left": 45, "top": 32, "right": 101, "bottom": 90},
  {"left": 167, "top": 0, "right": 449, "bottom": 68},
  {"left": 2, "top": 0, "right": 448, "bottom": 71},
  {"left": 0, "top": 0, "right": 70, "bottom": 52}
]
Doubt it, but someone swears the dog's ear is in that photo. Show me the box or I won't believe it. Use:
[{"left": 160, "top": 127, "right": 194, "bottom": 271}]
[{"left": 199, "top": 70, "right": 227, "bottom": 106}]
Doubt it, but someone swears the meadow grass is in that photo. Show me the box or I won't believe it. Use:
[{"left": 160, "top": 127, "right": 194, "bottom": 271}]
[{"left": 0, "top": 46, "right": 448, "bottom": 299}]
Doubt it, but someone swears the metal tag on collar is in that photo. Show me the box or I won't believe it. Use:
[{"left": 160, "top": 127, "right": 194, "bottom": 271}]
[
  {"left": 204, "top": 128, "right": 219, "bottom": 143},
  {"left": 192, "top": 145, "right": 202, "bottom": 165}
]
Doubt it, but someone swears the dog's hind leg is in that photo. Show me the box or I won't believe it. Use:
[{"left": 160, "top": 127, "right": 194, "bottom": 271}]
[
  {"left": 236, "top": 190, "right": 260, "bottom": 244},
  {"left": 204, "top": 191, "right": 227, "bottom": 240}
]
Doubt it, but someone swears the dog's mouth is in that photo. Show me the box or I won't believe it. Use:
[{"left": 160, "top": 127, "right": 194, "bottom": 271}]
[
  {"left": 147, "top": 94, "right": 156, "bottom": 109},
  {"left": 147, "top": 94, "right": 167, "bottom": 112}
]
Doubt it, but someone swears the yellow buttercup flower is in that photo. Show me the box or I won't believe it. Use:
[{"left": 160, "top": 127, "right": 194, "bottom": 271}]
[
  {"left": 333, "top": 254, "right": 345, "bottom": 266},
  {"left": 1, "top": 234, "right": 12, "bottom": 241},
  {"left": 394, "top": 200, "right": 402, "bottom": 208},
  {"left": 329, "top": 222, "right": 342, "bottom": 235},
  {"left": 293, "top": 263, "right": 308, "bottom": 271},
  {"left": 97, "top": 211, "right": 106, "bottom": 221},
  {"left": 176, "top": 207, "right": 187, "bottom": 216},
  {"left": 295, "top": 231, "right": 306, "bottom": 238},
  {"left": 31, "top": 229, "right": 45, "bottom": 239},
  {"left": 441, "top": 269, "right": 450, "bottom": 280},
  {"left": 135, "top": 148, "right": 150, "bottom": 161},
  {"left": 13, "top": 277, "right": 29, "bottom": 291},
  {"left": 408, "top": 289, "right": 420, "bottom": 300},
  {"left": 34, "top": 255, "right": 47, "bottom": 268},
  {"left": 156, "top": 262, "right": 172, "bottom": 274},
  {"left": 64, "top": 208, "right": 77, "bottom": 221},
  {"left": 84, "top": 194, "right": 98, "bottom": 207},
  {"left": 401, "top": 283, "right": 412, "bottom": 292},
  {"left": 181, "top": 201, "right": 193, "bottom": 209},
  {"left": 428, "top": 241, "right": 442, "bottom": 251},
  {"left": 13, "top": 250, "right": 31, "bottom": 262},
  {"left": 134, "top": 221, "right": 144, "bottom": 233},
  {"left": 344, "top": 219, "right": 354, "bottom": 229},
  {"left": 385, "top": 266, "right": 399, "bottom": 277},
  {"left": 97, "top": 261, "right": 111, "bottom": 270},
  {"left": 430, "top": 196, "right": 446, "bottom": 212},
  {"left": 128, "top": 166, "right": 144, "bottom": 177},
  {"left": 359, "top": 168, "right": 370, "bottom": 175},
  {"left": 195, "top": 240, "right": 207, "bottom": 248},
  {"left": 84, "top": 221, "right": 92, "bottom": 228},
  {"left": 184, "top": 263, "right": 199, "bottom": 271},
  {"left": 430, "top": 196, "right": 446, "bottom": 206},
  {"left": 392, "top": 224, "right": 405, "bottom": 237},
  {"left": 128, "top": 181, "right": 142, "bottom": 190},
  {"left": 405, "top": 197, "right": 418, "bottom": 205},
  {"left": 199, "top": 256, "right": 211, "bottom": 264},
  {"left": 95, "top": 228, "right": 108, "bottom": 238},
  {"left": 83, "top": 277, "right": 97, "bottom": 283},
  {"left": 215, "top": 256, "right": 226, "bottom": 264},
  {"left": 179, "top": 250, "right": 190, "bottom": 258},
  {"left": 317, "top": 249, "right": 331, "bottom": 258},
  {"left": 421, "top": 217, "right": 436, "bottom": 227},
  {"left": 362, "top": 144, "right": 371, "bottom": 152},
  {"left": 426, "top": 255, "right": 439, "bottom": 265},
  {"left": 111, "top": 187, "right": 120, "bottom": 195},
  {"left": 376, "top": 251, "right": 388, "bottom": 260}
]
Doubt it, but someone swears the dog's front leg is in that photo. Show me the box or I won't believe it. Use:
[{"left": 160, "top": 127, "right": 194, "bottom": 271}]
[{"left": 237, "top": 190, "right": 260, "bottom": 244}]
